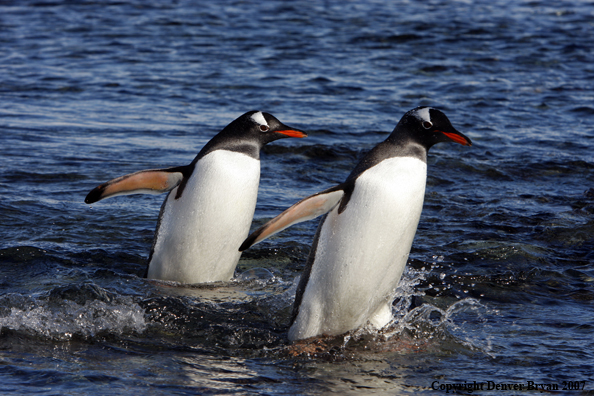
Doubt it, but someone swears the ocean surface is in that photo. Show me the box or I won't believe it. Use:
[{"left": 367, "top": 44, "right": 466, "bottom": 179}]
[{"left": 1, "top": 0, "right": 594, "bottom": 394}]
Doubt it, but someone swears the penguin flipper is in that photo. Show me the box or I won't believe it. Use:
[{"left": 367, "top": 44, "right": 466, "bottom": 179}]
[
  {"left": 85, "top": 168, "right": 185, "bottom": 204},
  {"left": 239, "top": 186, "right": 345, "bottom": 251}
]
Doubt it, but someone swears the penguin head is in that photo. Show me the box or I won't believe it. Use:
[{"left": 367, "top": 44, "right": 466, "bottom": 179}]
[
  {"left": 230, "top": 111, "right": 307, "bottom": 146},
  {"left": 196, "top": 111, "right": 307, "bottom": 161},
  {"left": 394, "top": 107, "right": 472, "bottom": 149}
]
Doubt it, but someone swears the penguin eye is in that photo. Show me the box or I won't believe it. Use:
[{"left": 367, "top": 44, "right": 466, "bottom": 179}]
[
  {"left": 259, "top": 124, "right": 269, "bottom": 132},
  {"left": 422, "top": 120, "right": 433, "bottom": 129}
]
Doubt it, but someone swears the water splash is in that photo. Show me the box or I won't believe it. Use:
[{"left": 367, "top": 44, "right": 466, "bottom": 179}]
[
  {"left": 0, "top": 292, "right": 146, "bottom": 341},
  {"left": 343, "top": 264, "right": 494, "bottom": 356},
  {"left": 385, "top": 298, "right": 492, "bottom": 354}
]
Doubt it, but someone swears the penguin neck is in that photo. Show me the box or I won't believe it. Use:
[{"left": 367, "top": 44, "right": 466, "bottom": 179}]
[
  {"left": 345, "top": 138, "right": 427, "bottom": 185},
  {"left": 197, "top": 135, "right": 261, "bottom": 161},
  {"left": 384, "top": 134, "right": 428, "bottom": 163}
]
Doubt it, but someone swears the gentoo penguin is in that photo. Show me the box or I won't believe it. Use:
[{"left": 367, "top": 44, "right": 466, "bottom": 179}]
[
  {"left": 85, "top": 111, "right": 307, "bottom": 284},
  {"left": 239, "top": 107, "right": 471, "bottom": 341}
]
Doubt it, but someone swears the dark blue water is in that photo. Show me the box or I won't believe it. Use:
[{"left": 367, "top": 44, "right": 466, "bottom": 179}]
[{"left": 1, "top": 0, "right": 594, "bottom": 394}]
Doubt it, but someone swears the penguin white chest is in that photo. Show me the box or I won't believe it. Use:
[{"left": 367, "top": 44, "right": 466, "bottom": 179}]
[
  {"left": 147, "top": 150, "right": 260, "bottom": 284},
  {"left": 290, "top": 156, "right": 428, "bottom": 340}
]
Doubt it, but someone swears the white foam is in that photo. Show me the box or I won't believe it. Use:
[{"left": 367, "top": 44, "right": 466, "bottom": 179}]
[{"left": 0, "top": 296, "right": 146, "bottom": 340}]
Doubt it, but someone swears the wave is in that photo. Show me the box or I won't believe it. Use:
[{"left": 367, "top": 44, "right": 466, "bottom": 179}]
[{"left": 0, "top": 286, "right": 146, "bottom": 341}]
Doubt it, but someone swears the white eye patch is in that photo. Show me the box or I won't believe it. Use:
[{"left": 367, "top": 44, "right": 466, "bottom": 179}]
[
  {"left": 250, "top": 111, "right": 269, "bottom": 131},
  {"left": 413, "top": 107, "right": 432, "bottom": 124}
]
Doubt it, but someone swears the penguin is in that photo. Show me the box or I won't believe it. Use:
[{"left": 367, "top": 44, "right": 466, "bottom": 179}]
[
  {"left": 85, "top": 111, "right": 307, "bottom": 284},
  {"left": 239, "top": 107, "right": 471, "bottom": 341}
]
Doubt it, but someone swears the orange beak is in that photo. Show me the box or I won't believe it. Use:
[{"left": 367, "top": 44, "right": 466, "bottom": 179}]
[
  {"left": 276, "top": 129, "right": 308, "bottom": 138},
  {"left": 442, "top": 131, "right": 472, "bottom": 146}
]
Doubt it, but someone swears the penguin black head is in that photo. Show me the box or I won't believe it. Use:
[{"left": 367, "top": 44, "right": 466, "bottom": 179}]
[
  {"left": 198, "top": 111, "right": 307, "bottom": 160},
  {"left": 224, "top": 110, "right": 307, "bottom": 146},
  {"left": 393, "top": 107, "right": 472, "bottom": 149}
]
